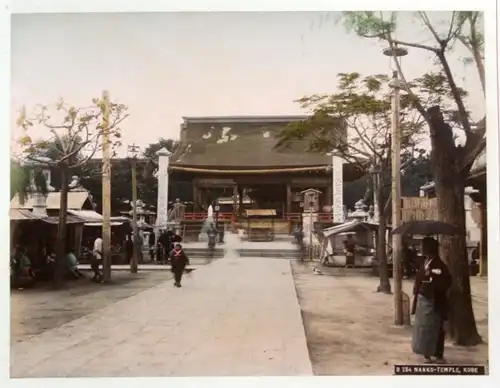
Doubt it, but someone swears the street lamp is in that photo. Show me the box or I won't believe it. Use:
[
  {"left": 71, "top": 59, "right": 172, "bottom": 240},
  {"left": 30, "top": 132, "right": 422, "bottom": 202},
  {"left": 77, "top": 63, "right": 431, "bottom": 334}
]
[
  {"left": 383, "top": 44, "right": 408, "bottom": 326},
  {"left": 127, "top": 144, "right": 141, "bottom": 274}
]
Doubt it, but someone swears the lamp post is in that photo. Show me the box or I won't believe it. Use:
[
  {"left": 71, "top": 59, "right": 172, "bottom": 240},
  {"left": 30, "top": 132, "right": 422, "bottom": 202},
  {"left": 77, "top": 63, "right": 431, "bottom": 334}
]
[
  {"left": 101, "top": 90, "right": 112, "bottom": 282},
  {"left": 127, "top": 144, "right": 141, "bottom": 274},
  {"left": 383, "top": 45, "right": 407, "bottom": 326}
]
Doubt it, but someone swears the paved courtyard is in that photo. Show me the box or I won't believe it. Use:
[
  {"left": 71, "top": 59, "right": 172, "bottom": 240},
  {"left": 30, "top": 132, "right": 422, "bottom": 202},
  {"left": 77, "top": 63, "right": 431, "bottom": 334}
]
[{"left": 11, "top": 257, "right": 312, "bottom": 378}]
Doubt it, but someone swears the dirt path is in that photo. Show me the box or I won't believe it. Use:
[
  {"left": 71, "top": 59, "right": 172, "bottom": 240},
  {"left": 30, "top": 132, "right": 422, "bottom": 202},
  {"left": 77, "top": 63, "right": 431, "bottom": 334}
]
[{"left": 291, "top": 261, "right": 489, "bottom": 376}]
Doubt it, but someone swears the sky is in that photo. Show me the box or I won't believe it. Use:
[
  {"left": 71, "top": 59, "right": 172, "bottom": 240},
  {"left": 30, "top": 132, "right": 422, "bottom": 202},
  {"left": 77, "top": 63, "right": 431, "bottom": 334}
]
[{"left": 10, "top": 11, "right": 485, "bottom": 156}]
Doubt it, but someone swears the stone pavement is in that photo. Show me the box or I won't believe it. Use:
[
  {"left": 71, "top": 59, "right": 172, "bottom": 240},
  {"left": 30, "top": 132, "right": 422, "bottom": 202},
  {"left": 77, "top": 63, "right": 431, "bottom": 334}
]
[{"left": 11, "top": 257, "right": 312, "bottom": 378}]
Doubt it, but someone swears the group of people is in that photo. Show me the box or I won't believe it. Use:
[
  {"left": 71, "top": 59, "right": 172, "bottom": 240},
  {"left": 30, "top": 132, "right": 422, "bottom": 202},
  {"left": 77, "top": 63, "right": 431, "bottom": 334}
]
[
  {"left": 150, "top": 229, "right": 183, "bottom": 264},
  {"left": 10, "top": 243, "right": 86, "bottom": 288}
]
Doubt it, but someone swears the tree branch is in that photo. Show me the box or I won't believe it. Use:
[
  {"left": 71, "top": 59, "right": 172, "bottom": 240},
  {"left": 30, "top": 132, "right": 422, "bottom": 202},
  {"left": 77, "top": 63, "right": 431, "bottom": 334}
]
[
  {"left": 390, "top": 37, "right": 439, "bottom": 53},
  {"left": 436, "top": 51, "right": 472, "bottom": 134},
  {"left": 418, "top": 12, "right": 446, "bottom": 48}
]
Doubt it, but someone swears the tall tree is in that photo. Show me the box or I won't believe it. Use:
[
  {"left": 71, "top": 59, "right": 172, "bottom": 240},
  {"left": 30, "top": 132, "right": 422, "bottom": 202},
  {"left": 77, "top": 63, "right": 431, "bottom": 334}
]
[
  {"left": 276, "top": 72, "right": 426, "bottom": 293},
  {"left": 16, "top": 97, "right": 128, "bottom": 287},
  {"left": 341, "top": 11, "right": 484, "bottom": 345}
]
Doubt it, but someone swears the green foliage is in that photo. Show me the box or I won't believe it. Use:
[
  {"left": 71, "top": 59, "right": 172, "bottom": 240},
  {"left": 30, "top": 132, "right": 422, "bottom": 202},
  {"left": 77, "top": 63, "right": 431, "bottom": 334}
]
[
  {"left": 276, "top": 72, "right": 425, "bottom": 171},
  {"left": 16, "top": 96, "right": 129, "bottom": 169},
  {"left": 339, "top": 11, "right": 484, "bottom": 138}
]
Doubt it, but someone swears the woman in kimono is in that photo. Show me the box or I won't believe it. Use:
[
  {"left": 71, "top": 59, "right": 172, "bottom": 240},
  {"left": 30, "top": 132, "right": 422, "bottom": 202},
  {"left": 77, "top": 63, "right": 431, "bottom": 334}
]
[{"left": 411, "top": 237, "right": 452, "bottom": 364}]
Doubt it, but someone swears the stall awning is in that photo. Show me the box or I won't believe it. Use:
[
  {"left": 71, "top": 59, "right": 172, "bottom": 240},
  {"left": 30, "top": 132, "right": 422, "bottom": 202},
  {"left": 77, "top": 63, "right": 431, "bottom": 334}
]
[
  {"left": 10, "top": 209, "right": 40, "bottom": 221},
  {"left": 67, "top": 209, "right": 103, "bottom": 222},
  {"left": 322, "top": 220, "right": 383, "bottom": 238},
  {"left": 84, "top": 222, "right": 124, "bottom": 227},
  {"left": 41, "top": 215, "right": 86, "bottom": 225},
  {"left": 10, "top": 209, "right": 84, "bottom": 224}
]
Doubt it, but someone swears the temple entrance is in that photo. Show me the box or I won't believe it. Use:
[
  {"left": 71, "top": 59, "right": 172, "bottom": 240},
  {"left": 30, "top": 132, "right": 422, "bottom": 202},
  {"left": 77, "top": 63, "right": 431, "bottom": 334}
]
[{"left": 246, "top": 184, "right": 287, "bottom": 217}]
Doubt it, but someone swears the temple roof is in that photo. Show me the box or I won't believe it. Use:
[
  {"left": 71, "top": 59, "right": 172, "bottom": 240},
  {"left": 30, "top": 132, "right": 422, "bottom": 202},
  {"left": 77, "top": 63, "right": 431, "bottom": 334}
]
[{"left": 171, "top": 116, "right": 336, "bottom": 169}]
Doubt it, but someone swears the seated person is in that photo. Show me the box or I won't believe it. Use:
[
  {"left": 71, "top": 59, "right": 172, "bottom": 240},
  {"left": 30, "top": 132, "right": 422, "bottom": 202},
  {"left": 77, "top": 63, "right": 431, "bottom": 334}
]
[
  {"left": 66, "top": 248, "right": 85, "bottom": 279},
  {"left": 11, "top": 245, "right": 35, "bottom": 288}
]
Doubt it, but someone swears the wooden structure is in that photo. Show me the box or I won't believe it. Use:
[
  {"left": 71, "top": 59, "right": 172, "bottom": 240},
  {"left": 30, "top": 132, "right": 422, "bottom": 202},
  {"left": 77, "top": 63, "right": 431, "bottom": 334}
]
[
  {"left": 10, "top": 191, "right": 130, "bottom": 263},
  {"left": 401, "top": 197, "right": 438, "bottom": 222},
  {"left": 169, "top": 116, "right": 364, "bottom": 220},
  {"left": 10, "top": 209, "right": 85, "bottom": 267},
  {"left": 245, "top": 209, "right": 276, "bottom": 242}
]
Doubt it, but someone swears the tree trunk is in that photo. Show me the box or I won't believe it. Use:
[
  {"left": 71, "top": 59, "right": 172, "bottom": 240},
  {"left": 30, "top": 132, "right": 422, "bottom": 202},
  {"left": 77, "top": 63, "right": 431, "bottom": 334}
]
[
  {"left": 54, "top": 165, "right": 69, "bottom": 289},
  {"left": 428, "top": 106, "right": 482, "bottom": 346},
  {"left": 376, "top": 186, "right": 391, "bottom": 293},
  {"left": 377, "top": 214, "right": 391, "bottom": 293}
]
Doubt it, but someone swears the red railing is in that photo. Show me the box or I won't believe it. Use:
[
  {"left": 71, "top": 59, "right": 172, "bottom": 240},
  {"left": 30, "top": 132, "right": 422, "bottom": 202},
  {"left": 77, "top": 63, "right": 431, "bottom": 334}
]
[
  {"left": 182, "top": 212, "right": 333, "bottom": 222},
  {"left": 286, "top": 213, "right": 333, "bottom": 222},
  {"left": 183, "top": 212, "right": 234, "bottom": 221}
]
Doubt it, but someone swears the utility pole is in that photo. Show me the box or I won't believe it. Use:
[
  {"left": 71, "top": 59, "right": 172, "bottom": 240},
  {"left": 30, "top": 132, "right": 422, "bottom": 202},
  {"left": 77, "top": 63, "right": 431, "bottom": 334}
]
[
  {"left": 128, "top": 144, "right": 140, "bottom": 273},
  {"left": 390, "top": 70, "right": 403, "bottom": 325},
  {"left": 383, "top": 45, "right": 407, "bottom": 326},
  {"left": 101, "top": 90, "right": 112, "bottom": 282}
]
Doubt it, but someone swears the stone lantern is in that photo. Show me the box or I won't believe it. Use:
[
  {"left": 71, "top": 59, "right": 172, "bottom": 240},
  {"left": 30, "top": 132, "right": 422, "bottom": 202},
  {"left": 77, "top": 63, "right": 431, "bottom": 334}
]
[
  {"left": 350, "top": 199, "right": 369, "bottom": 222},
  {"left": 22, "top": 156, "right": 55, "bottom": 217}
]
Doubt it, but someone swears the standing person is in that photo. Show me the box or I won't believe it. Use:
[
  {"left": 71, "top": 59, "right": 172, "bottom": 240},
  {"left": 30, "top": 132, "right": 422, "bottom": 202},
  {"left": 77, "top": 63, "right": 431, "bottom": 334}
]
[
  {"left": 91, "top": 234, "right": 104, "bottom": 283},
  {"left": 344, "top": 234, "right": 356, "bottom": 269},
  {"left": 207, "top": 223, "right": 218, "bottom": 249},
  {"left": 158, "top": 230, "right": 171, "bottom": 264},
  {"left": 169, "top": 243, "right": 189, "bottom": 287},
  {"left": 148, "top": 230, "right": 156, "bottom": 261},
  {"left": 125, "top": 235, "right": 134, "bottom": 264},
  {"left": 403, "top": 240, "right": 416, "bottom": 278},
  {"left": 411, "top": 237, "right": 452, "bottom": 364}
]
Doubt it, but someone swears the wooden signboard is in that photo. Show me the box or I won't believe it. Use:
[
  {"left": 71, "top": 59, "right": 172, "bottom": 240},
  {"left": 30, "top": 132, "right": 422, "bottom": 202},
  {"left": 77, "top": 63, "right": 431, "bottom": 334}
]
[{"left": 401, "top": 197, "right": 438, "bottom": 221}]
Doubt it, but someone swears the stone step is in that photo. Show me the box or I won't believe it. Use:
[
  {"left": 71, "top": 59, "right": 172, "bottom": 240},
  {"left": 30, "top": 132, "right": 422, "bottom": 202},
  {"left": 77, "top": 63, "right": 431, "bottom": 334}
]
[
  {"left": 184, "top": 248, "right": 225, "bottom": 258},
  {"left": 237, "top": 249, "right": 302, "bottom": 258}
]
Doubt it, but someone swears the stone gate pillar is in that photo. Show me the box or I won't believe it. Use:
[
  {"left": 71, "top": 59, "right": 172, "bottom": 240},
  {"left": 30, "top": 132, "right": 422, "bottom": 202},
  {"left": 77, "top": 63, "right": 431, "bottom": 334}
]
[
  {"left": 156, "top": 148, "right": 172, "bottom": 240},
  {"left": 331, "top": 154, "right": 344, "bottom": 223}
]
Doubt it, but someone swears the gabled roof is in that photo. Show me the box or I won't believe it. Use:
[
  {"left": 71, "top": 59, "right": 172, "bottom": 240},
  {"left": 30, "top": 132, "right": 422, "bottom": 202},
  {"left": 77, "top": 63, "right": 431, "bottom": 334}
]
[
  {"left": 9, "top": 208, "right": 85, "bottom": 224},
  {"left": 171, "top": 115, "right": 339, "bottom": 169}
]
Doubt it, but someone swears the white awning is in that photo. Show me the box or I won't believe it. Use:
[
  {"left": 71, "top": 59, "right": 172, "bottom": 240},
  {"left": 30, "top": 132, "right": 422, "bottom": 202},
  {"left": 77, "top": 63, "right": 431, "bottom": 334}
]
[
  {"left": 67, "top": 209, "right": 103, "bottom": 222},
  {"left": 322, "top": 220, "right": 381, "bottom": 238},
  {"left": 84, "top": 221, "right": 124, "bottom": 227}
]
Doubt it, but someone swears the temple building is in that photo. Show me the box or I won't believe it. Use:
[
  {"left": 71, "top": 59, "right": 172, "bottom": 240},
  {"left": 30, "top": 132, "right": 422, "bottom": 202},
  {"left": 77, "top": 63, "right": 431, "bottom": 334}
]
[{"left": 166, "top": 116, "right": 364, "bottom": 221}]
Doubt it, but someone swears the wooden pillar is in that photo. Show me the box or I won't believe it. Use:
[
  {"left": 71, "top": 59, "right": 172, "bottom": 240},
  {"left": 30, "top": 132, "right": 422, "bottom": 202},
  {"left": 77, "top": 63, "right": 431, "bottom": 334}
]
[
  {"left": 193, "top": 182, "right": 199, "bottom": 212},
  {"left": 74, "top": 224, "right": 83, "bottom": 258},
  {"left": 325, "top": 185, "right": 333, "bottom": 206},
  {"left": 479, "top": 200, "right": 488, "bottom": 276},
  {"left": 10, "top": 221, "right": 17, "bottom": 251},
  {"left": 233, "top": 184, "right": 238, "bottom": 215},
  {"left": 238, "top": 186, "right": 244, "bottom": 216},
  {"left": 286, "top": 184, "right": 292, "bottom": 217}
]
